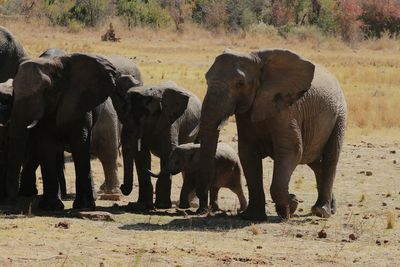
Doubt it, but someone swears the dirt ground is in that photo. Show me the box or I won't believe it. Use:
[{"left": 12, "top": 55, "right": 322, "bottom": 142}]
[{"left": 0, "top": 122, "right": 399, "bottom": 266}]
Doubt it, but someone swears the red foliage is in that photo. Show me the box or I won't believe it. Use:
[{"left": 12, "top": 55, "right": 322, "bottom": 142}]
[
  {"left": 359, "top": 0, "right": 400, "bottom": 37},
  {"left": 335, "top": 0, "right": 363, "bottom": 42}
]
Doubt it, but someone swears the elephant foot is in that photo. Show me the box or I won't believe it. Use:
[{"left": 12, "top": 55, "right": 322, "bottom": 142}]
[
  {"left": 126, "top": 201, "right": 154, "bottom": 212},
  {"left": 39, "top": 197, "right": 64, "bottom": 211},
  {"left": 98, "top": 183, "right": 121, "bottom": 195},
  {"left": 311, "top": 201, "right": 334, "bottom": 218},
  {"left": 154, "top": 200, "right": 172, "bottom": 209},
  {"left": 19, "top": 187, "right": 38, "bottom": 197},
  {"left": 195, "top": 205, "right": 209, "bottom": 215},
  {"left": 178, "top": 201, "right": 190, "bottom": 209},
  {"left": 211, "top": 204, "right": 220, "bottom": 213},
  {"left": 239, "top": 205, "right": 267, "bottom": 221},
  {"left": 275, "top": 194, "right": 299, "bottom": 219},
  {"left": 331, "top": 194, "right": 336, "bottom": 215},
  {"left": 73, "top": 196, "right": 96, "bottom": 211}
]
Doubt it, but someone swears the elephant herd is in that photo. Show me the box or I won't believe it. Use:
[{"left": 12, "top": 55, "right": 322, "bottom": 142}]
[{"left": 0, "top": 26, "right": 347, "bottom": 221}]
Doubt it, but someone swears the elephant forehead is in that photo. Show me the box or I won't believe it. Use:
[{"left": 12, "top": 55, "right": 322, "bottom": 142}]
[{"left": 127, "top": 85, "right": 162, "bottom": 97}]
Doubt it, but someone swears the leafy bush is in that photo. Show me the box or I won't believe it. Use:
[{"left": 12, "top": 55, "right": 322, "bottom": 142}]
[
  {"left": 43, "top": 0, "right": 76, "bottom": 27},
  {"left": 117, "top": 0, "right": 171, "bottom": 28},
  {"left": 41, "top": 0, "right": 108, "bottom": 27},
  {"left": 359, "top": 0, "right": 400, "bottom": 38}
]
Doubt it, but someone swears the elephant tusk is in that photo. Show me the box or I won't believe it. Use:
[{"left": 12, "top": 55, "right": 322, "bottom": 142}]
[
  {"left": 189, "top": 124, "right": 199, "bottom": 138},
  {"left": 0, "top": 121, "right": 9, "bottom": 127},
  {"left": 137, "top": 138, "right": 141, "bottom": 152},
  {"left": 27, "top": 120, "right": 39, "bottom": 129}
]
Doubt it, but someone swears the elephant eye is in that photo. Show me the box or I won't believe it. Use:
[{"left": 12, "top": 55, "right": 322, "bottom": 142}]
[{"left": 236, "top": 80, "right": 245, "bottom": 88}]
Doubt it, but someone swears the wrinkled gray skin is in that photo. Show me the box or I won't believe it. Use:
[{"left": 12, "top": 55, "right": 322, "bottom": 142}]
[
  {"left": 0, "top": 27, "right": 27, "bottom": 83},
  {"left": 198, "top": 49, "right": 347, "bottom": 220},
  {"left": 165, "top": 143, "right": 247, "bottom": 212},
  {"left": 5, "top": 53, "right": 120, "bottom": 210},
  {"left": 11, "top": 49, "right": 127, "bottom": 198},
  {"left": 116, "top": 80, "right": 201, "bottom": 210}
]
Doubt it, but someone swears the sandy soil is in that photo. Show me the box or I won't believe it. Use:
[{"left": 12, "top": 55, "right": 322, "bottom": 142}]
[{"left": 0, "top": 122, "right": 399, "bottom": 266}]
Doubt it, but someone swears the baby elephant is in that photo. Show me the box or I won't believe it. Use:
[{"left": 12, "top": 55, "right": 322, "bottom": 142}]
[{"left": 166, "top": 143, "right": 247, "bottom": 212}]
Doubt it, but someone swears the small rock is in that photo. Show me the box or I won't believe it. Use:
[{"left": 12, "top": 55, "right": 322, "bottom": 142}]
[
  {"left": 341, "top": 239, "right": 349, "bottom": 242},
  {"left": 298, "top": 208, "right": 304, "bottom": 212},
  {"left": 78, "top": 211, "right": 114, "bottom": 222},
  {"left": 376, "top": 240, "right": 381, "bottom": 246},
  {"left": 382, "top": 202, "right": 387, "bottom": 206},
  {"left": 99, "top": 194, "right": 121, "bottom": 201},
  {"left": 390, "top": 150, "right": 396, "bottom": 154},
  {"left": 384, "top": 240, "right": 389, "bottom": 244},
  {"left": 356, "top": 155, "right": 361, "bottom": 158},
  {"left": 395, "top": 207, "right": 400, "bottom": 210},
  {"left": 348, "top": 203, "right": 353, "bottom": 207},
  {"left": 393, "top": 160, "right": 397, "bottom": 164},
  {"left": 232, "top": 135, "right": 238, "bottom": 142},
  {"left": 256, "top": 245, "right": 262, "bottom": 249},
  {"left": 318, "top": 229, "right": 327, "bottom": 238},
  {"left": 365, "top": 171, "right": 373, "bottom": 176},
  {"left": 349, "top": 234, "right": 357, "bottom": 240},
  {"left": 380, "top": 156, "right": 386, "bottom": 159},
  {"left": 358, "top": 171, "right": 365, "bottom": 174},
  {"left": 55, "top": 221, "right": 70, "bottom": 229},
  {"left": 296, "top": 233, "right": 303, "bottom": 238}
]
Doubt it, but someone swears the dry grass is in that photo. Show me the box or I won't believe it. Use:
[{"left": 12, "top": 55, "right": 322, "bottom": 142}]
[
  {"left": 0, "top": 19, "right": 399, "bottom": 266},
  {"left": 1, "top": 18, "right": 399, "bottom": 138}
]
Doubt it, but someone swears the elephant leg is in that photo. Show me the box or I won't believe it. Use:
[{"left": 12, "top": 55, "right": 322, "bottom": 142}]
[
  {"left": 154, "top": 158, "right": 172, "bottom": 209},
  {"left": 311, "top": 120, "right": 344, "bottom": 218},
  {"left": 19, "top": 157, "right": 39, "bottom": 197},
  {"left": 69, "top": 129, "right": 96, "bottom": 210},
  {"left": 239, "top": 144, "right": 267, "bottom": 220},
  {"left": 56, "top": 152, "right": 67, "bottom": 198},
  {"left": 230, "top": 185, "right": 247, "bottom": 212},
  {"left": 209, "top": 187, "right": 220, "bottom": 212},
  {"left": 270, "top": 153, "right": 299, "bottom": 219},
  {"left": 98, "top": 152, "right": 120, "bottom": 194},
  {"left": 178, "top": 173, "right": 195, "bottom": 209},
  {"left": 37, "top": 139, "right": 64, "bottom": 211},
  {"left": 135, "top": 148, "right": 153, "bottom": 210}
]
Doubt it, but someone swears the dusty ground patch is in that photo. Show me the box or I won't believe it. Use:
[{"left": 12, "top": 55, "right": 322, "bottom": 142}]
[{"left": 1, "top": 123, "right": 399, "bottom": 266}]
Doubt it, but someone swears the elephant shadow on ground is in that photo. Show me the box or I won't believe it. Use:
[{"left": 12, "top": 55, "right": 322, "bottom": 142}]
[{"left": 118, "top": 213, "right": 282, "bottom": 232}]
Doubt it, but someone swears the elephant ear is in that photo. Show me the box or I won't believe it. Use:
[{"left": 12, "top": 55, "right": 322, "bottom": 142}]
[
  {"left": 250, "top": 49, "right": 315, "bottom": 122},
  {"left": 161, "top": 86, "right": 190, "bottom": 125},
  {"left": 56, "top": 53, "right": 118, "bottom": 127}
]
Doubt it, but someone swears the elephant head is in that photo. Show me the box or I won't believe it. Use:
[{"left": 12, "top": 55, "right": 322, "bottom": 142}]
[
  {"left": 198, "top": 49, "right": 315, "bottom": 204},
  {"left": 149, "top": 143, "right": 200, "bottom": 178},
  {"left": 119, "top": 82, "right": 190, "bottom": 196},
  {"left": 5, "top": 53, "right": 118, "bottom": 199},
  {"left": 0, "top": 27, "right": 27, "bottom": 83}
]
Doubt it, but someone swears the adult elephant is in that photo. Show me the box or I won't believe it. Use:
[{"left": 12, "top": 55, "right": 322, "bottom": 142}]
[
  {"left": 0, "top": 27, "right": 27, "bottom": 83},
  {"left": 197, "top": 49, "right": 346, "bottom": 220},
  {"left": 5, "top": 53, "right": 120, "bottom": 210},
  {"left": 115, "top": 79, "right": 201, "bottom": 210},
  {"left": 18, "top": 50, "right": 132, "bottom": 196},
  {"left": 0, "top": 27, "right": 26, "bottom": 199}
]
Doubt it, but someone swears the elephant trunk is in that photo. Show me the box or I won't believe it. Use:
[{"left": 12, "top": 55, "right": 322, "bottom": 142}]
[
  {"left": 120, "top": 125, "right": 134, "bottom": 196},
  {"left": 197, "top": 89, "right": 234, "bottom": 208},
  {"left": 5, "top": 114, "right": 30, "bottom": 199}
]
